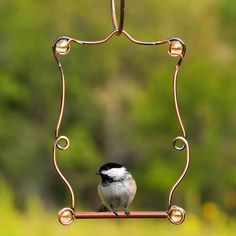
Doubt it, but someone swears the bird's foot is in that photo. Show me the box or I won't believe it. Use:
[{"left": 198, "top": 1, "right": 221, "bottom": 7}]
[
  {"left": 112, "top": 209, "right": 119, "bottom": 216},
  {"left": 110, "top": 206, "right": 119, "bottom": 216},
  {"left": 124, "top": 208, "right": 130, "bottom": 217}
]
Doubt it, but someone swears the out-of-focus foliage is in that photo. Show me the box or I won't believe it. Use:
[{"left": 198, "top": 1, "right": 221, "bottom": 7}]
[
  {"left": 0, "top": 177, "right": 235, "bottom": 235},
  {"left": 0, "top": 0, "right": 236, "bottom": 226}
]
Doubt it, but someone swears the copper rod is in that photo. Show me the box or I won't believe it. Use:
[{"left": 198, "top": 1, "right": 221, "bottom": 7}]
[
  {"left": 75, "top": 211, "right": 168, "bottom": 219},
  {"left": 69, "top": 30, "right": 169, "bottom": 46},
  {"left": 168, "top": 136, "right": 190, "bottom": 207},
  {"left": 53, "top": 142, "right": 75, "bottom": 210},
  {"left": 173, "top": 65, "right": 186, "bottom": 139},
  {"left": 111, "top": 0, "right": 125, "bottom": 35},
  {"left": 54, "top": 55, "right": 66, "bottom": 139}
]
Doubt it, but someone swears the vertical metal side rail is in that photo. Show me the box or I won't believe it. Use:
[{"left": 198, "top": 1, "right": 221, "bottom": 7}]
[
  {"left": 52, "top": 38, "right": 75, "bottom": 226},
  {"left": 167, "top": 39, "right": 189, "bottom": 225}
]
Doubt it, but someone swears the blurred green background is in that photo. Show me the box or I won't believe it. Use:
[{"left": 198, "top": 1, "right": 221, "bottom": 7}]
[{"left": 1, "top": 0, "right": 236, "bottom": 235}]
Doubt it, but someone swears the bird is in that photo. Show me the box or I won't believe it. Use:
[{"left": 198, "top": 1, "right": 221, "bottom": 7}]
[{"left": 96, "top": 162, "right": 137, "bottom": 217}]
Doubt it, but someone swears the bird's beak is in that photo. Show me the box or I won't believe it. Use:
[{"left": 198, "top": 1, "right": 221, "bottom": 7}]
[{"left": 95, "top": 171, "right": 101, "bottom": 175}]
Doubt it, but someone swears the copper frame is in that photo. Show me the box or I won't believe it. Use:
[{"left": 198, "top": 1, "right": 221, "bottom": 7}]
[{"left": 52, "top": 0, "right": 189, "bottom": 226}]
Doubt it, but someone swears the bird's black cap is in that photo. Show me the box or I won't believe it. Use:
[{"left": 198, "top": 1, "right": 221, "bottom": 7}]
[{"left": 98, "top": 162, "right": 125, "bottom": 173}]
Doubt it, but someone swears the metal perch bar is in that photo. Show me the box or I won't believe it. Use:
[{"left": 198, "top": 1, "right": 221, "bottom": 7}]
[
  {"left": 75, "top": 211, "right": 168, "bottom": 219},
  {"left": 58, "top": 206, "right": 185, "bottom": 225}
]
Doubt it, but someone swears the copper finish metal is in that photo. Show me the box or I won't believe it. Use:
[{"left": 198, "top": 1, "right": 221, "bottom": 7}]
[
  {"left": 169, "top": 137, "right": 190, "bottom": 207},
  {"left": 58, "top": 207, "right": 75, "bottom": 226},
  {"left": 52, "top": 0, "right": 190, "bottom": 225},
  {"left": 167, "top": 206, "right": 186, "bottom": 225},
  {"left": 111, "top": 0, "right": 125, "bottom": 35},
  {"left": 75, "top": 211, "right": 168, "bottom": 219}
]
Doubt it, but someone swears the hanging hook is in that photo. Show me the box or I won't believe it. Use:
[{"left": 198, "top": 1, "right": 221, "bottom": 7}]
[{"left": 111, "top": 0, "right": 125, "bottom": 35}]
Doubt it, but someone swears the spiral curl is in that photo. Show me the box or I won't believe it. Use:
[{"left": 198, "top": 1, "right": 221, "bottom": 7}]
[
  {"left": 56, "top": 135, "right": 70, "bottom": 150},
  {"left": 172, "top": 136, "right": 186, "bottom": 151}
]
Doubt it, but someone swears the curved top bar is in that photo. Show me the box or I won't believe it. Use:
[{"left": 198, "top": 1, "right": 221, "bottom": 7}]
[
  {"left": 111, "top": 0, "right": 125, "bottom": 35},
  {"left": 68, "top": 30, "right": 169, "bottom": 47},
  {"left": 122, "top": 30, "right": 169, "bottom": 46}
]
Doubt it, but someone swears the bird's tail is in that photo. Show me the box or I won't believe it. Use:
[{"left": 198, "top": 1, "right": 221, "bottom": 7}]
[{"left": 96, "top": 204, "right": 109, "bottom": 212}]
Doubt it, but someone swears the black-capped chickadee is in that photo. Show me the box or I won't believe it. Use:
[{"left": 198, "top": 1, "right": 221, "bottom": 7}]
[{"left": 96, "top": 162, "right": 137, "bottom": 217}]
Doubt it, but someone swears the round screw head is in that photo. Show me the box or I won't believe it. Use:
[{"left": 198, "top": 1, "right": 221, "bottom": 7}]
[
  {"left": 58, "top": 208, "right": 74, "bottom": 225},
  {"left": 55, "top": 39, "right": 70, "bottom": 55},
  {"left": 169, "top": 41, "right": 183, "bottom": 57},
  {"left": 168, "top": 206, "right": 186, "bottom": 224}
]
